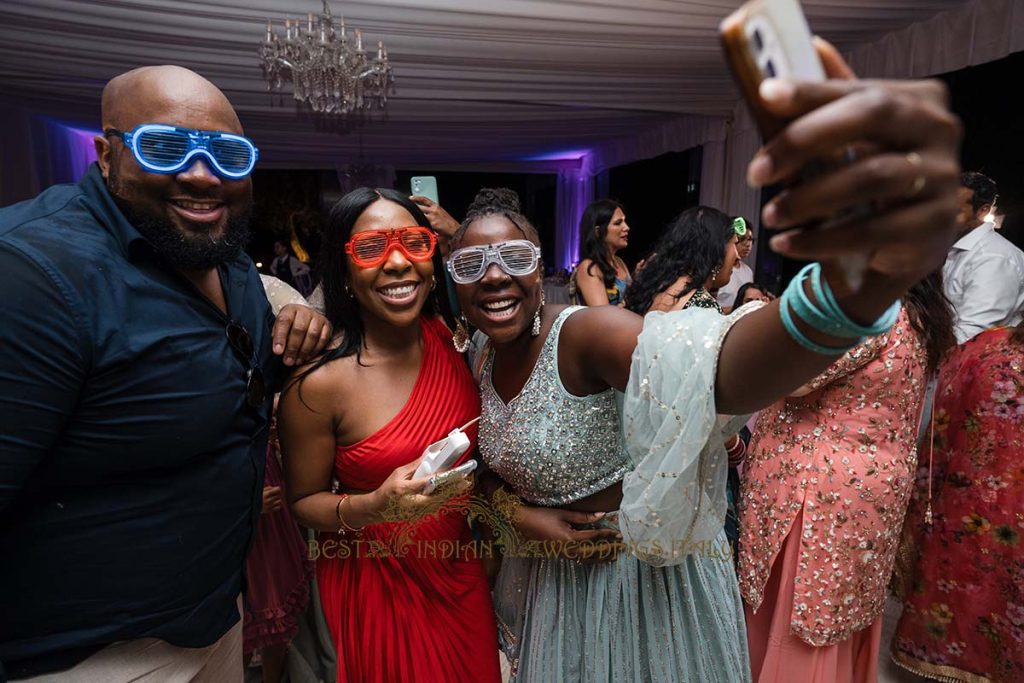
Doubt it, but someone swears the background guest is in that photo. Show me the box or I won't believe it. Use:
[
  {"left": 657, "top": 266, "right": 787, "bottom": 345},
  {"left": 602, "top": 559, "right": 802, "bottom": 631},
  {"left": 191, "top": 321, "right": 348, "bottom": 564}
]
[
  {"left": 270, "top": 239, "right": 313, "bottom": 297},
  {"left": 243, "top": 403, "right": 313, "bottom": 683},
  {"left": 729, "top": 282, "right": 775, "bottom": 313},
  {"left": 716, "top": 218, "right": 755, "bottom": 309},
  {"left": 624, "top": 205, "right": 740, "bottom": 315},
  {"left": 892, "top": 322, "right": 1024, "bottom": 683},
  {"left": 570, "top": 198, "right": 632, "bottom": 306},
  {"left": 243, "top": 277, "right": 315, "bottom": 683},
  {"left": 943, "top": 171, "right": 1024, "bottom": 342},
  {"left": 624, "top": 205, "right": 748, "bottom": 561},
  {"left": 739, "top": 272, "right": 956, "bottom": 683}
]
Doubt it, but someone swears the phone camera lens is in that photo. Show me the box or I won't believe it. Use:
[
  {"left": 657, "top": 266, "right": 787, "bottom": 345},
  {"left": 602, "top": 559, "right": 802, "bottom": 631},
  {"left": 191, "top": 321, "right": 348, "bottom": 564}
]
[
  {"left": 764, "top": 59, "right": 777, "bottom": 78},
  {"left": 752, "top": 29, "right": 764, "bottom": 52}
]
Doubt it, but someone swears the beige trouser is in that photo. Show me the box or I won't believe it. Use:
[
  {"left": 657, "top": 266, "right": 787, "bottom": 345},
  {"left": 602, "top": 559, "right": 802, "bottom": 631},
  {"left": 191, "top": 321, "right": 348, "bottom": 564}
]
[{"left": 20, "top": 599, "right": 244, "bottom": 683}]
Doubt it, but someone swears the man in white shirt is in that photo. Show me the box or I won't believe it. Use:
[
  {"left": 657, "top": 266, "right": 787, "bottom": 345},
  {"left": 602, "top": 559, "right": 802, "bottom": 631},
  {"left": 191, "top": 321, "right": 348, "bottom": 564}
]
[
  {"left": 716, "top": 218, "right": 754, "bottom": 310},
  {"left": 942, "top": 172, "right": 1024, "bottom": 343}
]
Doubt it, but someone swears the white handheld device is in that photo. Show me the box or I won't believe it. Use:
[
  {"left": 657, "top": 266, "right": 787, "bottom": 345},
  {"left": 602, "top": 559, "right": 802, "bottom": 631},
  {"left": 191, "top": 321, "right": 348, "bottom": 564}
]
[
  {"left": 422, "top": 460, "right": 478, "bottom": 495},
  {"left": 720, "top": 0, "right": 867, "bottom": 291},
  {"left": 413, "top": 417, "right": 479, "bottom": 479}
]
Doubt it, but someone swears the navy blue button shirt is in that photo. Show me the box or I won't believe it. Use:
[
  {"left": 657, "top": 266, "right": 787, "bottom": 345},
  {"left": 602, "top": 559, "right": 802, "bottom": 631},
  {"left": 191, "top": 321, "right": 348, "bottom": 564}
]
[{"left": 0, "top": 164, "right": 278, "bottom": 676}]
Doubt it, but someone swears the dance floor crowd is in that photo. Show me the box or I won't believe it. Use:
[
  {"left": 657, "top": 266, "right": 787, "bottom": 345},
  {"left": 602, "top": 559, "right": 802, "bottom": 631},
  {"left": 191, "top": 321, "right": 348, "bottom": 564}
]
[{"left": 2, "top": 44, "right": 1023, "bottom": 683}]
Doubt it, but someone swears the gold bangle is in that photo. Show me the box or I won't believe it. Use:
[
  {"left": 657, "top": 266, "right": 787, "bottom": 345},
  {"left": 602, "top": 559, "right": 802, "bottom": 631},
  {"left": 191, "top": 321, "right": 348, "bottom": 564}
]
[{"left": 336, "top": 494, "right": 363, "bottom": 536}]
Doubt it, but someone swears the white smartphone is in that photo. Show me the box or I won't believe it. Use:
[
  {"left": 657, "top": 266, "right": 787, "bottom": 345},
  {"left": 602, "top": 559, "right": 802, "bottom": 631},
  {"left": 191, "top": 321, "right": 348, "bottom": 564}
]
[
  {"left": 422, "top": 460, "right": 477, "bottom": 495},
  {"left": 721, "top": 0, "right": 867, "bottom": 290},
  {"left": 410, "top": 176, "right": 439, "bottom": 204},
  {"left": 720, "top": 0, "right": 824, "bottom": 141}
]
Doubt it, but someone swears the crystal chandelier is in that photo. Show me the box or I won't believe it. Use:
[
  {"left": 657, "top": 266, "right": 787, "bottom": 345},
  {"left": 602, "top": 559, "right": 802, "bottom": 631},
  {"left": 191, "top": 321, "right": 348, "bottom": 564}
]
[{"left": 258, "top": 1, "right": 394, "bottom": 116}]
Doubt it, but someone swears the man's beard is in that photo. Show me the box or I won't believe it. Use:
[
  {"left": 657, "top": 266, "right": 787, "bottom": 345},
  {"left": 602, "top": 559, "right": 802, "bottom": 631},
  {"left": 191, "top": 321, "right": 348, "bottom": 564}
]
[{"left": 108, "top": 172, "right": 252, "bottom": 271}]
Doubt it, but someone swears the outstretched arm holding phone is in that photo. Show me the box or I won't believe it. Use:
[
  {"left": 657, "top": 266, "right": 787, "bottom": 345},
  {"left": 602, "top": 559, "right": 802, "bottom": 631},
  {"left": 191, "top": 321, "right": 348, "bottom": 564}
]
[{"left": 713, "top": 42, "right": 960, "bottom": 414}]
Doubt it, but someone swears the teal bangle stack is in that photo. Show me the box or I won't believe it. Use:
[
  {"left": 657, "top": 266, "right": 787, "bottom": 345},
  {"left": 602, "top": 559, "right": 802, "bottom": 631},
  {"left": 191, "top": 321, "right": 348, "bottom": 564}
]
[{"left": 780, "top": 263, "right": 901, "bottom": 356}]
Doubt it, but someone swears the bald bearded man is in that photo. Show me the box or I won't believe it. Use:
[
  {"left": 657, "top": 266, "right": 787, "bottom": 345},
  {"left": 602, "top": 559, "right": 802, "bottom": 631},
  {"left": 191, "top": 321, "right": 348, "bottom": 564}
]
[{"left": 0, "top": 67, "right": 329, "bottom": 681}]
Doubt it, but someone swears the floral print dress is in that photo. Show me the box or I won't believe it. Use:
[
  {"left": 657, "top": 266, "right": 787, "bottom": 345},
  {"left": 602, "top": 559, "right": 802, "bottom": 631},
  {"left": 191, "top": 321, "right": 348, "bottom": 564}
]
[{"left": 893, "top": 327, "right": 1024, "bottom": 683}]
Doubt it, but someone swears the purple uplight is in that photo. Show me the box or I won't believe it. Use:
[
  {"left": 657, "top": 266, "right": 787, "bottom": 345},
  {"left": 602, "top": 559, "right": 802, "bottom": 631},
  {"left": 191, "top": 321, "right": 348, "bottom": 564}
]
[
  {"left": 523, "top": 148, "right": 590, "bottom": 162},
  {"left": 553, "top": 152, "right": 595, "bottom": 271},
  {"left": 44, "top": 118, "right": 100, "bottom": 184}
]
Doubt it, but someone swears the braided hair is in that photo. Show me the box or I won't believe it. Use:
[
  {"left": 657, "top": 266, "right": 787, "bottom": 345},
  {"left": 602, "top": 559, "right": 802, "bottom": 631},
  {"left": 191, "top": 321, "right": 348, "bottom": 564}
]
[{"left": 452, "top": 188, "right": 541, "bottom": 248}]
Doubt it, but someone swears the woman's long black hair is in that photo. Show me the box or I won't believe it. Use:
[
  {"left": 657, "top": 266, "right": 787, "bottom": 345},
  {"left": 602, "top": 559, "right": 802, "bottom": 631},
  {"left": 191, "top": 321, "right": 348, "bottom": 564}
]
[
  {"left": 577, "top": 199, "right": 624, "bottom": 288},
  {"left": 287, "top": 187, "right": 456, "bottom": 395},
  {"left": 903, "top": 270, "right": 956, "bottom": 374},
  {"left": 624, "top": 206, "right": 734, "bottom": 315}
]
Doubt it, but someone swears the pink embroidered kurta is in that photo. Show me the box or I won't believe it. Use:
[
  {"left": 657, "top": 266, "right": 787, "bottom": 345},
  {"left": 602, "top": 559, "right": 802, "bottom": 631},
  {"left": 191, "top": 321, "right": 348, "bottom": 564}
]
[{"left": 739, "top": 309, "right": 927, "bottom": 646}]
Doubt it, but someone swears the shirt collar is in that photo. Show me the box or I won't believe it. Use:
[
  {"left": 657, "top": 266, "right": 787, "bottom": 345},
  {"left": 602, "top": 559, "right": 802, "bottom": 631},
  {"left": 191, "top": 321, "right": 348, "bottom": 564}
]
[
  {"left": 80, "top": 162, "right": 149, "bottom": 257},
  {"left": 950, "top": 221, "right": 994, "bottom": 252}
]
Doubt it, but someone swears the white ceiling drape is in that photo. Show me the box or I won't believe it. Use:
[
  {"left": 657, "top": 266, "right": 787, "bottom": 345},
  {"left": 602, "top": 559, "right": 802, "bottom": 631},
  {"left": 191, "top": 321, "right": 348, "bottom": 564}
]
[
  {"left": 0, "top": 0, "right": 984, "bottom": 168},
  {"left": 2, "top": 0, "right": 1021, "bottom": 262},
  {"left": 847, "top": 0, "right": 1024, "bottom": 78}
]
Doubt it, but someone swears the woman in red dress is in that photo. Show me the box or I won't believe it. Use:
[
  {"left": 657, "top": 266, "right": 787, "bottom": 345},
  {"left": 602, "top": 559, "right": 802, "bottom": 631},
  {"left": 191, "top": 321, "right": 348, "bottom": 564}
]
[
  {"left": 892, "top": 324, "right": 1024, "bottom": 683},
  {"left": 278, "top": 188, "right": 501, "bottom": 683}
]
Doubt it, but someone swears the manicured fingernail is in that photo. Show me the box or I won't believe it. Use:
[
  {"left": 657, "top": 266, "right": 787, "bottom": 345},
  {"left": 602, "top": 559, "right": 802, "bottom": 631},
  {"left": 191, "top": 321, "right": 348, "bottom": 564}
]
[
  {"left": 284, "top": 356, "right": 295, "bottom": 366},
  {"left": 748, "top": 154, "right": 773, "bottom": 187},
  {"left": 770, "top": 233, "right": 791, "bottom": 253},
  {"left": 759, "top": 78, "right": 794, "bottom": 103},
  {"left": 274, "top": 343, "right": 284, "bottom": 353},
  {"left": 594, "top": 512, "right": 606, "bottom": 519},
  {"left": 762, "top": 202, "right": 780, "bottom": 228}
]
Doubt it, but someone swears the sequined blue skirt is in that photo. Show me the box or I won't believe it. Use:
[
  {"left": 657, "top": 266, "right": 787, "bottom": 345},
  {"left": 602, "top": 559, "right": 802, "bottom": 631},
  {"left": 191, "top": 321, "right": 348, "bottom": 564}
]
[{"left": 493, "top": 523, "right": 752, "bottom": 683}]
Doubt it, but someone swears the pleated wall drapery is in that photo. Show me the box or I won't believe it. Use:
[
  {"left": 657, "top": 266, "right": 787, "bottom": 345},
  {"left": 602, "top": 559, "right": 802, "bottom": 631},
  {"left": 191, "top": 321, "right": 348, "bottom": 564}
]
[
  {"left": 553, "top": 157, "right": 594, "bottom": 270},
  {"left": 699, "top": 104, "right": 762, "bottom": 269},
  {"left": 0, "top": 112, "right": 98, "bottom": 206}
]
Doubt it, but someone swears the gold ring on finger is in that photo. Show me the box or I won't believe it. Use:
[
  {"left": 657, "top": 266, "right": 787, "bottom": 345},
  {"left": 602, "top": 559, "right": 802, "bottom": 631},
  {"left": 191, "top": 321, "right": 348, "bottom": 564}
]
[{"left": 905, "top": 152, "right": 926, "bottom": 198}]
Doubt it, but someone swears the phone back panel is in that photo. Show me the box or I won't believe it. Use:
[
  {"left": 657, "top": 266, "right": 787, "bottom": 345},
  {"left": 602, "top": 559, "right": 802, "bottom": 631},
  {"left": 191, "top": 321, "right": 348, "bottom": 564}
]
[
  {"left": 411, "top": 176, "right": 439, "bottom": 204},
  {"left": 720, "top": 0, "right": 824, "bottom": 140}
]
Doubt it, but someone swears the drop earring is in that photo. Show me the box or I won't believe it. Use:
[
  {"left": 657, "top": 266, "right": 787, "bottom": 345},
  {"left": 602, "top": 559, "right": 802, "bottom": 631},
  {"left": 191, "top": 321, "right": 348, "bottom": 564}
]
[
  {"left": 531, "top": 290, "right": 545, "bottom": 337},
  {"left": 452, "top": 315, "right": 471, "bottom": 353}
]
